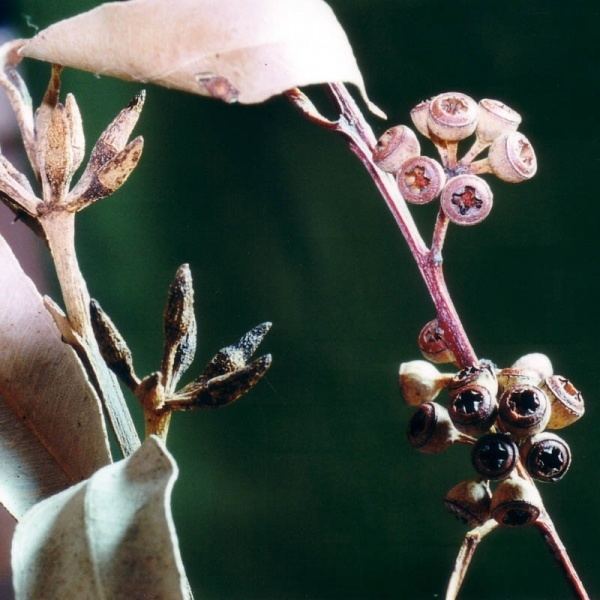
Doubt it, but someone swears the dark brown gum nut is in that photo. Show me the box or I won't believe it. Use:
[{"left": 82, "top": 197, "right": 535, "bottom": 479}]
[
  {"left": 427, "top": 92, "right": 479, "bottom": 142},
  {"left": 476, "top": 99, "right": 522, "bottom": 144},
  {"left": 417, "top": 319, "right": 456, "bottom": 364},
  {"left": 407, "top": 402, "right": 463, "bottom": 454},
  {"left": 488, "top": 131, "right": 537, "bottom": 182},
  {"left": 444, "top": 479, "right": 492, "bottom": 527},
  {"left": 498, "top": 384, "right": 550, "bottom": 439},
  {"left": 410, "top": 99, "right": 431, "bottom": 138},
  {"left": 471, "top": 433, "right": 518, "bottom": 480},
  {"left": 449, "top": 384, "right": 498, "bottom": 435},
  {"left": 491, "top": 476, "right": 543, "bottom": 527},
  {"left": 496, "top": 367, "right": 540, "bottom": 395},
  {"left": 448, "top": 363, "right": 498, "bottom": 396},
  {"left": 396, "top": 156, "right": 446, "bottom": 204},
  {"left": 521, "top": 432, "right": 572, "bottom": 482},
  {"left": 440, "top": 174, "right": 493, "bottom": 225},
  {"left": 372, "top": 125, "right": 420, "bottom": 174},
  {"left": 542, "top": 375, "right": 585, "bottom": 429}
]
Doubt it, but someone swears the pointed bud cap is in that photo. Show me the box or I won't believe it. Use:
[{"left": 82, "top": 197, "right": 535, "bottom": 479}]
[{"left": 398, "top": 360, "right": 451, "bottom": 406}]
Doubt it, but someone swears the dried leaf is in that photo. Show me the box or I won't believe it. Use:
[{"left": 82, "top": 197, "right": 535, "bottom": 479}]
[
  {"left": 12, "top": 436, "right": 189, "bottom": 600},
  {"left": 0, "top": 234, "right": 111, "bottom": 519},
  {"left": 20, "top": 0, "right": 384, "bottom": 117}
]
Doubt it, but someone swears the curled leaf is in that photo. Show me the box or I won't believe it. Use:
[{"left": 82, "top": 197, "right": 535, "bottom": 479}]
[
  {"left": 20, "top": 0, "right": 384, "bottom": 117},
  {"left": 0, "top": 234, "right": 111, "bottom": 519},
  {"left": 12, "top": 436, "right": 189, "bottom": 599}
]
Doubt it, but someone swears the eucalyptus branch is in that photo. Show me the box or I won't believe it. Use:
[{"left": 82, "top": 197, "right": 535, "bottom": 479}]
[
  {"left": 288, "top": 83, "right": 589, "bottom": 599},
  {"left": 445, "top": 519, "right": 497, "bottom": 600}
]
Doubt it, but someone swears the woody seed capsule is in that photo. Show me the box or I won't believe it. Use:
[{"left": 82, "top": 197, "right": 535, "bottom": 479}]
[
  {"left": 444, "top": 479, "right": 492, "bottom": 527},
  {"left": 398, "top": 360, "right": 452, "bottom": 406},
  {"left": 498, "top": 384, "right": 550, "bottom": 439},
  {"left": 407, "top": 402, "right": 473, "bottom": 454},
  {"left": 491, "top": 475, "right": 543, "bottom": 527},
  {"left": 521, "top": 432, "right": 572, "bottom": 482},
  {"left": 427, "top": 92, "right": 479, "bottom": 142},
  {"left": 542, "top": 375, "right": 585, "bottom": 429},
  {"left": 417, "top": 319, "right": 456, "bottom": 365},
  {"left": 476, "top": 99, "right": 522, "bottom": 144},
  {"left": 372, "top": 125, "right": 420, "bottom": 174},
  {"left": 440, "top": 174, "right": 493, "bottom": 225},
  {"left": 396, "top": 156, "right": 446, "bottom": 204},
  {"left": 410, "top": 99, "right": 431, "bottom": 138},
  {"left": 488, "top": 131, "right": 537, "bottom": 182}
]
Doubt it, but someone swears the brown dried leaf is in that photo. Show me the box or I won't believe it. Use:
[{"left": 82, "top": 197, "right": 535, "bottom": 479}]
[
  {"left": 20, "top": 0, "right": 384, "bottom": 117},
  {"left": 12, "top": 436, "right": 189, "bottom": 600},
  {"left": 0, "top": 234, "right": 111, "bottom": 519}
]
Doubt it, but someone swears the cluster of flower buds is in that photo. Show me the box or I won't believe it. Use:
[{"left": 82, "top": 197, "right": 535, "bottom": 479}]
[
  {"left": 372, "top": 92, "right": 537, "bottom": 225},
  {"left": 400, "top": 340, "right": 584, "bottom": 528}
]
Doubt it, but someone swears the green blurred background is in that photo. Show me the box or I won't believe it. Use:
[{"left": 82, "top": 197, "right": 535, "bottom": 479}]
[{"left": 5, "top": 1, "right": 600, "bottom": 598}]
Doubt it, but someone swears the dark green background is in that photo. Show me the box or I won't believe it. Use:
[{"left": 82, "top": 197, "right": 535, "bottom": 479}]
[{"left": 7, "top": 1, "right": 600, "bottom": 598}]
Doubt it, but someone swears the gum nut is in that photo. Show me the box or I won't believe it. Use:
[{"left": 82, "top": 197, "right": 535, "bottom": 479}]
[
  {"left": 372, "top": 125, "right": 421, "bottom": 173},
  {"left": 427, "top": 92, "right": 479, "bottom": 142},
  {"left": 396, "top": 156, "right": 446, "bottom": 204},
  {"left": 476, "top": 99, "right": 522, "bottom": 143},
  {"left": 440, "top": 174, "right": 493, "bottom": 225},
  {"left": 488, "top": 132, "right": 537, "bottom": 182}
]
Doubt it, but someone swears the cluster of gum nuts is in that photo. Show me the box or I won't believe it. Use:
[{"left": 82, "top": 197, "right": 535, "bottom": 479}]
[
  {"left": 373, "top": 92, "right": 537, "bottom": 225},
  {"left": 399, "top": 320, "right": 585, "bottom": 528}
]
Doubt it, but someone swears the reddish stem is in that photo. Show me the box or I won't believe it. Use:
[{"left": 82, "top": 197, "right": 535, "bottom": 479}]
[
  {"left": 287, "top": 82, "right": 589, "bottom": 599},
  {"left": 536, "top": 516, "right": 590, "bottom": 600},
  {"left": 326, "top": 83, "right": 477, "bottom": 367}
]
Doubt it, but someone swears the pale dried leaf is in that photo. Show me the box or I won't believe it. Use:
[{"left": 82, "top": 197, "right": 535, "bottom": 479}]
[
  {"left": 20, "top": 0, "right": 384, "bottom": 117},
  {"left": 0, "top": 234, "right": 111, "bottom": 519},
  {"left": 12, "top": 436, "right": 188, "bottom": 600}
]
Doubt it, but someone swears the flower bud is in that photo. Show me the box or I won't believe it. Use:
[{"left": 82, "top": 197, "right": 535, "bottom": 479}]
[
  {"left": 490, "top": 475, "right": 543, "bottom": 527},
  {"left": 396, "top": 156, "right": 445, "bottom": 204},
  {"left": 521, "top": 432, "right": 572, "bottom": 482},
  {"left": 398, "top": 360, "right": 452, "bottom": 406},
  {"left": 498, "top": 384, "right": 550, "bottom": 439},
  {"left": 372, "top": 125, "right": 420, "bottom": 174},
  {"left": 444, "top": 479, "right": 492, "bottom": 526},
  {"left": 65, "top": 93, "right": 85, "bottom": 174},
  {"left": 41, "top": 102, "right": 73, "bottom": 202},
  {"left": 407, "top": 402, "right": 473, "bottom": 454},
  {"left": 417, "top": 319, "right": 456, "bottom": 364},
  {"left": 410, "top": 99, "right": 431, "bottom": 138},
  {"left": 476, "top": 99, "right": 522, "bottom": 144},
  {"left": 542, "top": 375, "right": 585, "bottom": 429},
  {"left": 440, "top": 174, "right": 493, "bottom": 225},
  {"left": 488, "top": 131, "right": 537, "bottom": 182},
  {"left": 471, "top": 433, "right": 518, "bottom": 480},
  {"left": 427, "top": 92, "right": 479, "bottom": 142},
  {"left": 511, "top": 353, "right": 553, "bottom": 382}
]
